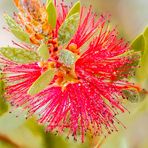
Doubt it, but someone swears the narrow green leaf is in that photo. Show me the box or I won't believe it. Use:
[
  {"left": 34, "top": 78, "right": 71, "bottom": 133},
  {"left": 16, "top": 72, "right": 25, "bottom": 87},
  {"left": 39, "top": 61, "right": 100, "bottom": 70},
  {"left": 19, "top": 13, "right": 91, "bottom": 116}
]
[
  {"left": 46, "top": 0, "right": 57, "bottom": 29},
  {"left": 11, "top": 29, "right": 30, "bottom": 43},
  {"left": 67, "top": 1, "right": 80, "bottom": 18},
  {"left": 131, "top": 34, "right": 145, "bottom": 54},
  {"left": 28, "top": 69, "right": 55, "bottom": 95},
  {"left": 0, "top": 47, "right": 40, "bottom": 64},
  {"left": 0, "top": 80, "right": 5, "bottom": 96},
  {"left": 0, "top": 80, "right": 8, "bottom": 116},
  {"left": 58, "top": 13, "right": 80, "bottom": 46},
  {"left": 58, "top": 49, "right": 78, "bottom": 67},
  {"left": 4, "top": 14, "right": 22, "bottom": 30},
  {"left": 38, "top": 44, "right": 50, "bottom": 61},
  {"left": 4, "top": 14, "right": 30, "bottom": 43}
]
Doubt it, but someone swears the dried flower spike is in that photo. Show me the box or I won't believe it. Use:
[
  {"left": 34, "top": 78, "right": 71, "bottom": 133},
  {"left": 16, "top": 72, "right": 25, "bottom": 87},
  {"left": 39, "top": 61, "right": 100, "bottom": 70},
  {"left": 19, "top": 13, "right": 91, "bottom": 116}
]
[{"left": 0, "top": 0, "right": 142, "bottom": 142}]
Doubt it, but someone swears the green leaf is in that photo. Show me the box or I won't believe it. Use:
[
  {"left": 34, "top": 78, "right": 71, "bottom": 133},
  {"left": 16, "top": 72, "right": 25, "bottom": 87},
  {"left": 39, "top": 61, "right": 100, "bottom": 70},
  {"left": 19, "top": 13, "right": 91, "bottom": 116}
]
[
  {"left": 141, "top": 27, "right": 148, "bottom": 75},
  {"left": 136, "top": 27, "right": 148, "bottom": 81},
  {"left": 4, "top": 14, "right": 30, "bottom": 43},
  {"left": 131, "top": 34, "right": 145, "bottom": 54},
  {"left": 46, "top": 0, "right": 57, "bottom": 29},
  {"left": 67, "top": 1, "right": 81, "bottom": 18},
  {"left": 46, "top": 0, "right": 53, "bottom": 5},
  {"left": 0, "top": 47, "right": 40, "bottom": 64},
  {"left": 11, "top": 29, "right": 30, "bottom": 43},
  {"left": 58, "top": 13, "right": 80, "bottom": 46},
  {"left": 4, "top": 14, "right": 22, "bottom": 30},
  {"left": 58, "top": 49, "right": 78, "bottom": 67},
  {"left": 0, "top": 80, "right": 8, "bottom": 116},
  {"left": 28, "top": 69, "right": 55, "bottom": 95},
  {"left": 0, "top": 80, "right": 5, "bottom": 95},
  {"left": 143, "top": 27, "right": 148, "bottom": 54},
  {"left": 38, "top": 44, "right": 50, "bottom": 61}
]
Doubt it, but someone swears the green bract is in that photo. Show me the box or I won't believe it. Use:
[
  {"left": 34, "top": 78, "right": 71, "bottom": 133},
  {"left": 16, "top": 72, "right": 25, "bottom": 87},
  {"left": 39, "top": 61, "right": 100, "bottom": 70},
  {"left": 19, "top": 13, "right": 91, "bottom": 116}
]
[
  {"left": 46, "top": 0, "right": 57, "bottom": 29},
  {"left": 58, "top": 13, "right": 80, "bottom": 46},
  {"left": 0, "top": 47, "right": 40, "bottom": 64},
  {"left": 4, "top": 14, "right": 30, "bottom": 43},
  {"left": 66, "top": 1, "right": 80, "bottom": 18},
  {"left": 27, "top": 69, "right": 56, "bottom": 96},
  {"left": 58, "top": 49, "right": 78, "bottom": 67},
  {"left": 38, "top": 43, "right": 50, "bottom": 61}
]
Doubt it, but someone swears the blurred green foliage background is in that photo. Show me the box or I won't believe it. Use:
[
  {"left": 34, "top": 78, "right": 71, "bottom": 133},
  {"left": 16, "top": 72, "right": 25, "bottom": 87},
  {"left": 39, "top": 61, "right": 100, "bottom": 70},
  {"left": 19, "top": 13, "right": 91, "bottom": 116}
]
[{"left": 0, "top": 0, "right": 148, "bottom": 148}]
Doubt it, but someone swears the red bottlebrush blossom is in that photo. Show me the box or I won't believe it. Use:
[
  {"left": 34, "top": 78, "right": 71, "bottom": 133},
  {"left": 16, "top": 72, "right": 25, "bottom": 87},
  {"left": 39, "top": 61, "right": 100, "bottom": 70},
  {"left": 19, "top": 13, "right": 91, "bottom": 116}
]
[{"left": 0, "top": 0, "right": 141, "bottom": 142}]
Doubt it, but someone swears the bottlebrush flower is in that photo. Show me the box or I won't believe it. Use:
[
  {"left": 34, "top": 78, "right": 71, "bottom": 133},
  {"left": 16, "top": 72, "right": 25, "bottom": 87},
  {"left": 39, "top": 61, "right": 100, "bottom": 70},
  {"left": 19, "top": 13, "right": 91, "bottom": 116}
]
[{"left": 0, "top": 0, "right": 142, "bottom": 142}]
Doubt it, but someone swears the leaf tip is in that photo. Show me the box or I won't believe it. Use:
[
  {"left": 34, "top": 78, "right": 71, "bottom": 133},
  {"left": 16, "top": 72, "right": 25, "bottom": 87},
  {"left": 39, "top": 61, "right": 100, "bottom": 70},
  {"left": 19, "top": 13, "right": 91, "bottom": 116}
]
[{"left": 46, "top": 0, "right": 57, "bottom": 29}]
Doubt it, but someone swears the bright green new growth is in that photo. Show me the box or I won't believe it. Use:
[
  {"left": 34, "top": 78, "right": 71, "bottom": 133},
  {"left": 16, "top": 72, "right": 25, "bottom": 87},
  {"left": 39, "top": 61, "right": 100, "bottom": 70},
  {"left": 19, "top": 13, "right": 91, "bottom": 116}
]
[
  {"left": 46, "top": 0, "right": 57, "bottom": 29},
  {"left": 58, "top": 49, "right": 78, "bottom": 67},
  {"left": 66, "top": 1, "right": 81, "bottom": 18},
  {"left": 38, "top": 44, "right": 50, "bottom": 61},
  {"left": 0, "top": 47, "right": 40, "bottom": 64},
  {"left": 4, "top": 14, "right": 30, "bottom": 43},
  {"left": 27, "top": 69, "right": 56, "bottom": 96},
  {"left": 58, "top": 13, "right": 80, "bottom": 46}
]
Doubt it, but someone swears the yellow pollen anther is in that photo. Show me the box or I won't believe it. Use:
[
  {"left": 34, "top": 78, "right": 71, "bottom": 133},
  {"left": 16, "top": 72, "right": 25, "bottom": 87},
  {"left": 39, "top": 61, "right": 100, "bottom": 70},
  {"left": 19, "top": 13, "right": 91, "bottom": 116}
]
[
  {"left": 47, "top": 62, "right": 55, "bottom": 69},
  {"left": 68, "top": 43, "right": 78, "bottom": 53},
  {"left": 38, "top": 61, "right": 55, "bottom": 69}
]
